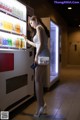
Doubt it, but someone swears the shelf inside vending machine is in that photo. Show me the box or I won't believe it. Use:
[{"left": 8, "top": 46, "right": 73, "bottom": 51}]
[
  {"left": 0, "top": 0, "right": 26, "bottom": 21},
  {"left": 0, "top": 31, "right": 26, "bottom": 50}
]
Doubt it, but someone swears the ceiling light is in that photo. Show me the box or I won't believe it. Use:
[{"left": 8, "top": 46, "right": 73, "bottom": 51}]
[
  {"left": 79, "top": 25, "right": 80, "bottom": 27},
  {"left": 68, "top": 7, "right": 72, "bottom": 10}
]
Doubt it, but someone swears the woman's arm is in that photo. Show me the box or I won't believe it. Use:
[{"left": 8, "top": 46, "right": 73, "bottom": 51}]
[
  {"left": 35, "top": 27, "right": 42, "bottom": 59},
  {"left": 26, "top": 38, "right": 36, "bottom": 47},
  {"left": 23, "top": 35, "right": 36, "bottom": 47}
]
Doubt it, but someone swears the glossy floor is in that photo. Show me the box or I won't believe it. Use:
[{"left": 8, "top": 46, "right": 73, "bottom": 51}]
[{"left": 13, "top": 66, "right": 80, "bottom": 120}]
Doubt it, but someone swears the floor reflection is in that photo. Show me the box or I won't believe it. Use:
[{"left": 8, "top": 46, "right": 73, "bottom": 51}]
[{"left": 13, "top": 112, "right": 66, "bottom": 120}]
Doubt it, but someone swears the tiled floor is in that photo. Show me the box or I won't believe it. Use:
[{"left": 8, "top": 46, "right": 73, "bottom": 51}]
[{"left": 13, "top": 66, "right": 80, "bottom": 120}]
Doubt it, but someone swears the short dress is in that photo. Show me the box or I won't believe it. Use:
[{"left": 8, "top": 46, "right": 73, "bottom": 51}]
[{"left": 33, "top": 25, "right": 50, "bottom": 58}]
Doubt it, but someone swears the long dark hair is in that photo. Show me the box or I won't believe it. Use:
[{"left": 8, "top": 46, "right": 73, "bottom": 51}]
[{"left": 30, "top": 16, "right": 50, "bottom": 38}]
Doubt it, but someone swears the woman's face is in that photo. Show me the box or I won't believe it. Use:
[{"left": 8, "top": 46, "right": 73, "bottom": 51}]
[{"left": 29, "top": 20, "right": 37, "bottom": 29}]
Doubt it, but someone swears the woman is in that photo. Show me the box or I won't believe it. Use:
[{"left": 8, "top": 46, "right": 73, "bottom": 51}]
[{"left": 23, "top": 16, "right": 50, "bottom": 117}]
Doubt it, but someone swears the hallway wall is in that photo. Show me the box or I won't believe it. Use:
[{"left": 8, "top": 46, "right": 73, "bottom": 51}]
[{"left": 68, "top": 31, "right": 80, "bottom": 65}]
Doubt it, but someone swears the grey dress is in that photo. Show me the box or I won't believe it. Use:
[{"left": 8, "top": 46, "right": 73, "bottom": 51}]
[{"left": 33, "top": 24, "right": 50, "bottom": 57}]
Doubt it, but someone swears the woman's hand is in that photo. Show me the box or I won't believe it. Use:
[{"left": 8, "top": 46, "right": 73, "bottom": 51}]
[
  {"left": 21, "top": 34, "right": 36, "bottom": 47},
  {"left": 22, "top": 34, "right": 28, "bottom": 42},
  {"left": 34, "top": 56, "right": 38, "bottom": 64}
]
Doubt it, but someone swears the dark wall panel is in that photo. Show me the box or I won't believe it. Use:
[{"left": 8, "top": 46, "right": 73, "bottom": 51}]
[{"left": 6, "top": 74, "right": 28, "bottom": 93}]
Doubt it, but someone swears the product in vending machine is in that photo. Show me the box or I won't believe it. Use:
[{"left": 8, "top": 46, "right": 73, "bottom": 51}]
[
  {"left": 8, "top": 22, "right": 13, "bottom": 31},
  {"left": 2, "top": 20, "right": 13, "bottom": 31},
  {"left": 9, "top": 6, "right": 12, "bottom": 13},
  {"left": 2, "top": 38, "right": 7, "bottom": 45},
  {"left": 19, "top": 38, "right": 22, "bottom": 48},
  {"left": 12, "top": 7, "right": 17, "bottom": 17},
  {"left": 9, "top": 23, "right": 12, "bottom": 30},
  {"left": 0, "top": 21, "right": 2, "bottom": 28},
  {"left": 3, "top": 38, "right": 8, "bottom": 46},
  {"left": 20, "top": 26, "right": 23, "bottom": 34},
  {"left": 15, "top": 24, "right": 20, "bottom": 33},
  {"left": 6, "top": 22, "right": 9, "bottom": 30},
  {"left": 7, "top": 38, "right": 9, "bottom": 46},
  {"left": 8, "top": 38, "right": 12, "bottom": 46},
  {"left": 3, "top": 4, "right": 7, "bottom": 11},
  {"left": 0, "top": 2, "right": 11, "bottom": 13},
  {"left": 21, "top": 11, "right": 23, "bottom": 20},
  {"left": 6, "top": 21, "right": 9, "bottom": 30},
  {"left": 12, "top": 7, "right": 15, "bottom": 15},
  {"left": 2, "top": 21, "right": 5, "bottom": 29},
  {"left": 6, "top": 5, "right": 12, "bottom": 13},
  {"left": 0, "top": 36, "right": 2, "bottom": 45},
  {"left": 21, "top": 38, "right": 25, "bottom": 48},
  {"left": 0, "top": 21, "right": 3, "bottom": 29},
  {"left": 0, "top": 2, "right": 4, "bottom": 9},
  {"left": 0, "top": 2, "right": 2, "bottom": 9},
  {"left": 1, "top": 37, "right": 3, "bottom": 45},
  {"left": 6, "top": 38, "right": 8, "bottom": 45},
  {"left": 12, "top": 39, "right": 16, "bottom": 48},
  {"left": 15, "top": 38, "right": 19, "bottom": 48},
  {"left": 2, "top": 21, "right": 7, "bottom": 30},
  {"left": 10, "top": 39, "right": 12, "bottom": 46}
]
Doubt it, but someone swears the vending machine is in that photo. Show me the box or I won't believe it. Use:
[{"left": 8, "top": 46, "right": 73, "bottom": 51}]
[
  {"left": 0, "top": 0, "right": 34, "bottom": 111},
  {"left": 41, "top": 17, "right": 59, "bottom": 88}
]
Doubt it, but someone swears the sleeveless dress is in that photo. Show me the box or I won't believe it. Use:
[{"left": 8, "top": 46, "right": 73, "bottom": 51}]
[{"left": 33, "top": 25, "right": 50, "bottom": 58}]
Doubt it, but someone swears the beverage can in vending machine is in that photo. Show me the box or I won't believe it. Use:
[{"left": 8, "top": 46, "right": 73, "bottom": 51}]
[
  {"left": 2, "top": 38, "right": 7, "bottom": 45},
  {"left": 8, "top": 38, "right": 12, "bottom": 46},
  {"left": 19, "top": 38, "right": 22, "bottom": 48},
  {"left": 21, "top": 38, "right": 25, "bottom": 48},
  {"left": 15, "top": 38, "right": 19, "bottom": 48},
  {"left": 0, "top": 36, "right": 2, "bottom": 45}
]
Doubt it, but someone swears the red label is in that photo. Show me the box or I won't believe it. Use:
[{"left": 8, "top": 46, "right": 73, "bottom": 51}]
[{"left": 0, "top": 53, "right": 14, "bottom": 72}]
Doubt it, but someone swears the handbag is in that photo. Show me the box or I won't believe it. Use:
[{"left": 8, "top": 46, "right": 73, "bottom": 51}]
[{"left": 38, "top": 56, "right": 49, "bottom": 65}]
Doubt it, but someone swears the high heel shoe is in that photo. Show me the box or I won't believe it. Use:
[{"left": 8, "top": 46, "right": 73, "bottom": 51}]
[{"left": 34, "top": 103, "right": 47, "bottom": 117}]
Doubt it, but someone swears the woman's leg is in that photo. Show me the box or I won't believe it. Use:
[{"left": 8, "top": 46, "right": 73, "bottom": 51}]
[{"left": 35, "top": 65, "right": 46, "bottom": 111}]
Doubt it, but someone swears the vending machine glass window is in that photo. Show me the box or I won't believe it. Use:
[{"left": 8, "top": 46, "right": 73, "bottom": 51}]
[
  {"left": 50, "top": 20, "right": 59, "bottom": 82},
  {"left": 0, "top": 0, "right": 27, "bottom": 50}
]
